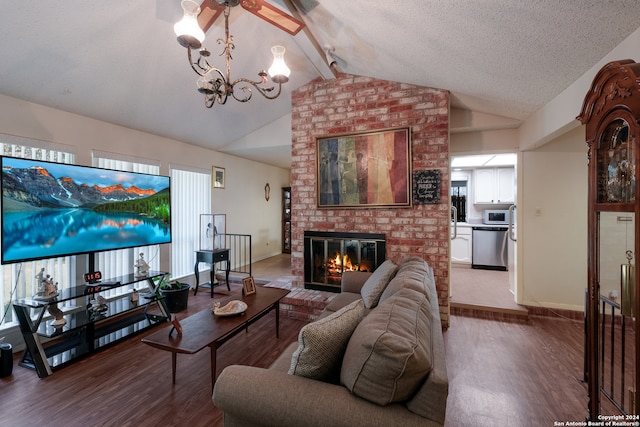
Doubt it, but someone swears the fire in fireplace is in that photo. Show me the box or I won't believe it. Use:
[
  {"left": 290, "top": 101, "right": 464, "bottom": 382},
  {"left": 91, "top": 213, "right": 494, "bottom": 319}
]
[{"left": 304, "top": 231, "right": 386, "bottom": 292}]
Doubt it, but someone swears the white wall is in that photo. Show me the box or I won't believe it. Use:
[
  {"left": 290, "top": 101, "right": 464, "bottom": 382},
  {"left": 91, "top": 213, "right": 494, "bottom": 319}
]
[
  {"left": 451, "top": 124, "right": 519, "bottom": 155},
  {"left": 519, "top": 126, "right": 587, "bottom": 311},
  {"left": 0, "top": 93, "right": 290, "bottom": 273},
  {"left": 212, "top": 153, "right": 290, "bottom": 261}
]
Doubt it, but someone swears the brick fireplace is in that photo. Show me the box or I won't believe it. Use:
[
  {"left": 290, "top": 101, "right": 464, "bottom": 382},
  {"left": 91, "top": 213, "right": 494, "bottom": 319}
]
[{"left": 289, "top": 73, "right": 451, "bottom": 328}]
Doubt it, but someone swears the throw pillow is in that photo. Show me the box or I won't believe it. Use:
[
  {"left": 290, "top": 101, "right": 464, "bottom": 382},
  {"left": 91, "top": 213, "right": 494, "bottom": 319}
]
[
  {"left": 340, "top": 288, "right": 433, "bottom": 405},
  {"left": 288, "top": 299, "right": 365, "bottom": 382},
  {"left": 379, "top": 256, "right": 430, "bottom": 305},
  {"left": 360, "top": 259, "right": 397, "bottom": 309}
]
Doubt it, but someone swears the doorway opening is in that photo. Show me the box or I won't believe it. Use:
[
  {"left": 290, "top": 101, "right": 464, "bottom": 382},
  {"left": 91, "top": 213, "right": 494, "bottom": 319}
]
[{"left": 449, "top": 153, "right": 524, "bottom": 316}]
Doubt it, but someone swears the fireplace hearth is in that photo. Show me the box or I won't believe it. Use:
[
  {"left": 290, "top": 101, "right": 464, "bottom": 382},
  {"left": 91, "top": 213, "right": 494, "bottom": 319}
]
[{"left": 304, "top": 231, "right": 386, "bottom": 292}]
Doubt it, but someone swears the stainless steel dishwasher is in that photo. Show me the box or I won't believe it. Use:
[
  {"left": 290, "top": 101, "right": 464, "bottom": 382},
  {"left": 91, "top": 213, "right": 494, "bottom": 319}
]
[{"left": 471, "top": 226, "right": 508, "bottom": 270}]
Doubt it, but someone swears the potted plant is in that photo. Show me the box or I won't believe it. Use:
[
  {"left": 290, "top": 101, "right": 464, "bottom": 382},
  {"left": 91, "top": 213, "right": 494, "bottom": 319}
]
[{"left": 155, "top": 276, "right": 190, "bottom": 313}]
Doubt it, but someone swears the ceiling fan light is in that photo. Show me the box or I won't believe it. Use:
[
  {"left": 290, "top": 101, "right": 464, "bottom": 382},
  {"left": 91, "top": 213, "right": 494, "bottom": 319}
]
[
  {"left": 174, "top": 0, "right": 205, "bottom": 49},
  {"left": 268, "top": 45, "right": 290, "bottom": 84}
]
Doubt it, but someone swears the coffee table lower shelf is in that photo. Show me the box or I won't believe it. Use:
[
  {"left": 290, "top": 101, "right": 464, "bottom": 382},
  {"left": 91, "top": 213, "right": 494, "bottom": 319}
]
[{"left": 141, "top": 287, "right": 289, "bottom": 389}]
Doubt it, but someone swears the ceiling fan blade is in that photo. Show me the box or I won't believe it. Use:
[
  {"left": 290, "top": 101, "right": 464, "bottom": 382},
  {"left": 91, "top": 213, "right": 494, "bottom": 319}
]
[
  {"left": 286, "top": 0, "right": 319, "bottom": 15},
  {"left": 198, "top": 1, "right": 225, "bottom": 33},
  {"left": 240, "top": 0, "right": 305, "bottom": 35}
]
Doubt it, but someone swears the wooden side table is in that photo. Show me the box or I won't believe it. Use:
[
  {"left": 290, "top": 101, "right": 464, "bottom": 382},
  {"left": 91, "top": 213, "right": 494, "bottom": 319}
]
[{"left": 194, "top": 249, "right": 230, "bottom": 297}]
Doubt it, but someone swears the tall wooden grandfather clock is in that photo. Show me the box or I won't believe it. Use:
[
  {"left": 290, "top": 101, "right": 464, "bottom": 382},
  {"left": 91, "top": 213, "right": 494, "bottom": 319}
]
[{"left": 578, "top": 60, "right": 640, "bottom": 419}]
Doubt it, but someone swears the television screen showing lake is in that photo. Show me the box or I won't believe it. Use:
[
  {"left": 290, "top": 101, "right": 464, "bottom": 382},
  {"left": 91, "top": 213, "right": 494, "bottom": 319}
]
[
  {"left": 1, "top": 156, "right": 171, "bottom": 264},
  {"left": 2, "top": 209, "right": 170, "bottom": 263}
]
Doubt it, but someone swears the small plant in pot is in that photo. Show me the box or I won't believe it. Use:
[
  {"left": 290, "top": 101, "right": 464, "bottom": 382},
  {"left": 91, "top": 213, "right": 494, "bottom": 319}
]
[{"left": 155, "top": 276, "right": 191, "bottom": 313}]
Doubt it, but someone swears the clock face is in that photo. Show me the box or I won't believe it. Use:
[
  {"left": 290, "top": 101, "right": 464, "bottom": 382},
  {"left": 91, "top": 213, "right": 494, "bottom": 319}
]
[
  {"left": 84, "top": 271, "right": 102, "bottom": 284},
  {"left": 597, "top": 118, "right": 636, "bottom": 203}
]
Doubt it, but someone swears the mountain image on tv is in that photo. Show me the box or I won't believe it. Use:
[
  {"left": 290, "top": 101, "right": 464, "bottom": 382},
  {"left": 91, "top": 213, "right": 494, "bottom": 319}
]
[{"left": 1, "top": 157, "right": 171, "bottom": 264}]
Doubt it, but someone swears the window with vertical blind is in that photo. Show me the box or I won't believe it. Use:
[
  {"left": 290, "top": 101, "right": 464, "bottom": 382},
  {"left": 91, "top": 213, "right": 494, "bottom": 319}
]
[
  {"left": 170, "top": 167, "right": 211, "bottom": 279},
  {"left": 0, "top": 137, "right": 76, "bottom": 327}
]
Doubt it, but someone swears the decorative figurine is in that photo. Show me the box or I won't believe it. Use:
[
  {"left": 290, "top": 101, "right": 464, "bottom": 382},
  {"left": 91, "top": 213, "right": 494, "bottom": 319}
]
[
  {"left": 205, "top": 223, "right": 218, "bottom": 250},
  {"left": 45, "top": 277, "right": 57, "bottom": 296},
  {"left": 134, "top": 252, "right": 150, "bottom": 277},
  {"left": 35, "top": 267, "right": 45, "bottom": 292},
  {"left": 131, "top": 289, "right": 139, "bottom": 305},
  {"left": 169, "top": 314, "right": 183, "bottom": 337},
  {"left": 48, "top": 303, "right": 66, "bottom": 326},
  {"left": 87, "top": 295, "right": 109, "bottom": 320},
  {"left": 34, "top": 268, "right": 59, "bottom": 300}
]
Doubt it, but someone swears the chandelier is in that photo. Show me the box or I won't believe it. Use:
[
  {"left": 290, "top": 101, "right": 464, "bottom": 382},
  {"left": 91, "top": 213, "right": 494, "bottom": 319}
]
[{"left": 174, "top": 0, "right": 291, "bottom": 107}]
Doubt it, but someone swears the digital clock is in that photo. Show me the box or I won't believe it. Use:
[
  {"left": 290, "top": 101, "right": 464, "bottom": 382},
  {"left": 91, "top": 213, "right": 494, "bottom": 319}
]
[{"left": 84, "top": 271, "right": 102, "bottom": 284}]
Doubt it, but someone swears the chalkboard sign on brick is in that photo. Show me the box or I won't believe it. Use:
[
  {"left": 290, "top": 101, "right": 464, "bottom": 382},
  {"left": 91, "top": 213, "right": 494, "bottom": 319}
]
[{"left": 413, "top": 169, "right": 441, "bottom": 204}]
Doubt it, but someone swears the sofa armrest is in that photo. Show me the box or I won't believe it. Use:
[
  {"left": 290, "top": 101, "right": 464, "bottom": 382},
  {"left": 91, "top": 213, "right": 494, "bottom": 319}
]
[
  {"left": 341, "top": 271, "right": 371, "bottom": 294},
  {"left": 213, "top": 365, "right": 443, "bottom": 427}
]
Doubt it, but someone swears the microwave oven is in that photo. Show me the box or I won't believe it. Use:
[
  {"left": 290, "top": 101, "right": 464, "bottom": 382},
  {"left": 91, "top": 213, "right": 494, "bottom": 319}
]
[{"left": 483, "top": 209, "right": 510, "bottom": 225}]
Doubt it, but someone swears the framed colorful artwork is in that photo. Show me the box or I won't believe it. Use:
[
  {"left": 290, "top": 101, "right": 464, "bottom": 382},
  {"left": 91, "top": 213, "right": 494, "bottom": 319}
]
[{"left": 316, "top": 127, "right": 411, "bottom": 208}]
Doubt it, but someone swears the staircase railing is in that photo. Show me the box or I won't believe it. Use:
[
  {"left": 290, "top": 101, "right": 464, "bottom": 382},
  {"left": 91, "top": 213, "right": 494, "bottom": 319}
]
[
  {"left": 218, "top": 233, "right": 252, "bottom": 277},
  {"left": 595, "top": 294, "right": 633, "bottom": 414}
]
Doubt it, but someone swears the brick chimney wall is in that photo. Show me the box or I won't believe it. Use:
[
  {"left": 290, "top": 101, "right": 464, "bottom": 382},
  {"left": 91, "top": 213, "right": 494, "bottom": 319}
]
[{"left": 290, "top": 74, "right": 450, "bottom": 328}]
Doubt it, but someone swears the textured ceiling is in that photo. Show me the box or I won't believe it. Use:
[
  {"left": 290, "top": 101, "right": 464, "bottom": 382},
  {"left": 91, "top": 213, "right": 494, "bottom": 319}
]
[{"left": 0, "top": 1, "right": 639, "bottom": 168}]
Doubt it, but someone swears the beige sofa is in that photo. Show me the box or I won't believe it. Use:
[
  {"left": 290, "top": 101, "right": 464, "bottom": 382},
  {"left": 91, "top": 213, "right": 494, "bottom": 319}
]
[{"left": 212, "top": 256, "right": 448, "bottom": 427}]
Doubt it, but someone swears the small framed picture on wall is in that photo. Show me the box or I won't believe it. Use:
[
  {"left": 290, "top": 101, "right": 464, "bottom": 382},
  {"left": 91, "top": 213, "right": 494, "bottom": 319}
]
[{"left": 213, "top": 166, "right": 225, "bottom": 189}]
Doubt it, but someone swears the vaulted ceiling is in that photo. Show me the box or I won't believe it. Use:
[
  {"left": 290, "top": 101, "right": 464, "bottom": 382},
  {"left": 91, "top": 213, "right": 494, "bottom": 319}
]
[{"left": 1, "top": 1, "right": 639, "bottom": 169}]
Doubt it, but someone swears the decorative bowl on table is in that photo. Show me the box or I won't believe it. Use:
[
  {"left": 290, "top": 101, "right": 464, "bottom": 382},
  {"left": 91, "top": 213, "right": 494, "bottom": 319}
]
[{"left": 212, "top": 300, "right": 248, "bottom": 316}]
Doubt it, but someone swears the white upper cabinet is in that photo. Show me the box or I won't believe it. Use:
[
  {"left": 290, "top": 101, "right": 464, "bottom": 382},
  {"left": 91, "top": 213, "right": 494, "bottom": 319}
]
[
  {"left": 474, "top": 169, "right": 495, "bottom": 203},
  {"left": 474, "top": 167, "right": 515, "bottom": 204}
]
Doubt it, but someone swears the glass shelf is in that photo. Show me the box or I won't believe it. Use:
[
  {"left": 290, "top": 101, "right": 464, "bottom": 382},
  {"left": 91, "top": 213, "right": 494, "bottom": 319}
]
[
  {"left": 13, "top": 271, "right": 167, "bottom": 308},
  {"left": 13, "top": 270, "right": 170, "bottom": 377},
  {"left": 30, "top": 293, "right": 165, "bottom": 339}
]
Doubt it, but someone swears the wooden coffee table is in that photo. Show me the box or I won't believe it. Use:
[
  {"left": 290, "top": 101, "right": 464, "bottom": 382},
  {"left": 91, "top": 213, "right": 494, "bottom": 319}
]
[{"left": 141, "top": 286, "right": 289, "bottom": 389}]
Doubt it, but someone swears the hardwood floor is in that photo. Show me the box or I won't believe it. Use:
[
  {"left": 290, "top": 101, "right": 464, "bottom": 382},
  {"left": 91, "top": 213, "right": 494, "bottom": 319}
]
[
  {"left": 0, "top": 282, "right": 306, "bottom": 427},
  {"left": 444, "top": 315, "right": 588, "bottom": 426},
  {"left": 0, "top": 257, "right": 590, "bottom": 426}
]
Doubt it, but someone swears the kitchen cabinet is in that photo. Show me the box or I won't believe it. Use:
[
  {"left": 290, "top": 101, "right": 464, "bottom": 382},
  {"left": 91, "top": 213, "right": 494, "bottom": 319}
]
[
  {"left": 474, "top": 167, "right": 514, "bottom": 204},
  {"left": 451, "top": 225, "right": 472, "bottom": 265}
]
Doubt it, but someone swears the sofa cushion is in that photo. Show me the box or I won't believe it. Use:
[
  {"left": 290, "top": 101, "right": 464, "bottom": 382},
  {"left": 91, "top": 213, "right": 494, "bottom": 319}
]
[
  {"left": 340, "top": 288, "right": 433, "bottom": 405},
  {"left": 379, "top": 256, "right": 431, "bottom": 305},
  {"left": 360, "top": 259, "right": 397, "bottom": 309},
  {"left": 341, "top": 271, "right": 372, "bottom": 294},
  {"left": 323, "top": 292, "right": 363, "bottom": 315},
  {"left": 269, "top": 342, "right": 299, "bottom": 372},
  {"left": 289, "top": 299, "right": 365, "bottom": 382}
]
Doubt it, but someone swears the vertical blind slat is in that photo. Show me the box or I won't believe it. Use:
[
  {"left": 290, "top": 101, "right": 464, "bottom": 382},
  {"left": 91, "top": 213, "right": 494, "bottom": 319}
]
[{"left": 170, "top": 168, "right": 211, "bottom": 278}]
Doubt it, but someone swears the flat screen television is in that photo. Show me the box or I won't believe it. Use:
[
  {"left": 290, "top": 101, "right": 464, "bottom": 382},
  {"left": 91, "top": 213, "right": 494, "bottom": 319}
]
[{"left": 1, "top": 156, "right": 171, "bottom": 264}]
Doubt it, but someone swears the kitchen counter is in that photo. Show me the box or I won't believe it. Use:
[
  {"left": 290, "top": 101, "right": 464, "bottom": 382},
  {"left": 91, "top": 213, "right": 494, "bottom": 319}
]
[{"left": 452, "top": 222, "right": 509, "bottom": 228}]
